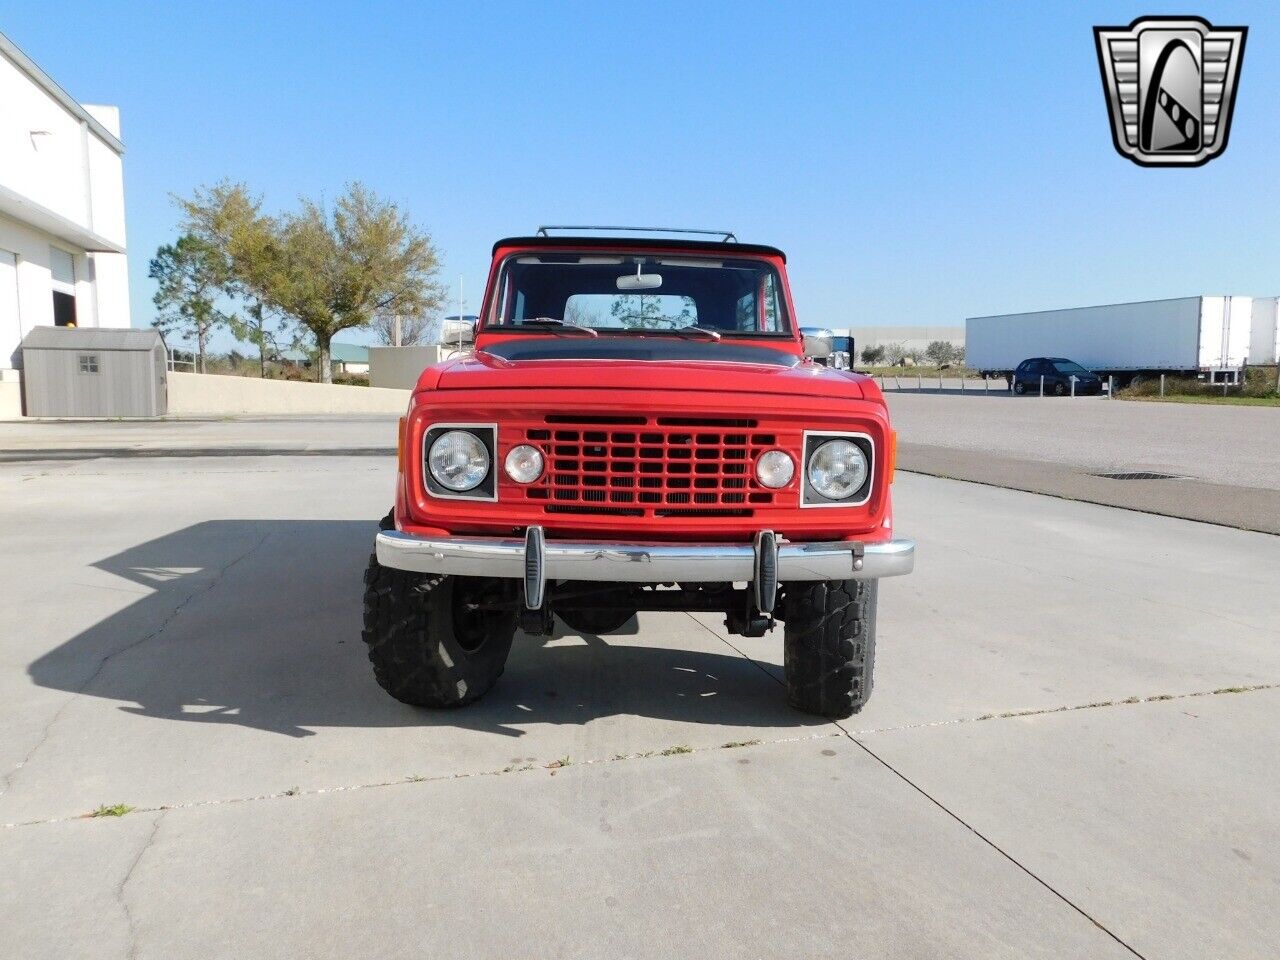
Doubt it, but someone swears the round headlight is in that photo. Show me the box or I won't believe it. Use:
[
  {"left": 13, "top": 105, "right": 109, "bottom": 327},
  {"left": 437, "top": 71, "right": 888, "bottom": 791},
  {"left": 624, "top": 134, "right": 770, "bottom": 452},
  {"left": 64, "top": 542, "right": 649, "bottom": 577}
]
[
  {"left": 428, "top": 430, "right": 490, "bottom": 492},
  {"left": 504, "top": 444, "right": 544, "bottom": 484},
  {"left": 755, "top": 449, "right": 795, "bottom": 489},
  {"left": 807, "top": 439, "right": 868, "bottom": 501}
]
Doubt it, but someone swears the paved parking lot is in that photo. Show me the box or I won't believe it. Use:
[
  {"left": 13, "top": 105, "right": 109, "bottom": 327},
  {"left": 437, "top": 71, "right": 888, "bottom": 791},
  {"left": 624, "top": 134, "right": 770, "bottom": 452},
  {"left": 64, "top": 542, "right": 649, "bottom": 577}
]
[
  {"left": 883, "top": 388, "right": 1280, "bottom": 490},
  {"left": 880, "top": 390, "right": 1280, "bottom": 533},
  {"left": 2, "top": 424, "right": 1278, "bottom": 959}
]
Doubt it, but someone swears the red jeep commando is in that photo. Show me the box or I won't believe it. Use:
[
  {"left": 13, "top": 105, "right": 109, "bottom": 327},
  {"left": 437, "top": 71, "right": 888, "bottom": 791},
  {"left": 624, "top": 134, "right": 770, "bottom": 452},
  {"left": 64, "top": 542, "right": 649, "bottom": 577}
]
[{"left": 364, "top": 229, "right": 914, "bottom": 719}]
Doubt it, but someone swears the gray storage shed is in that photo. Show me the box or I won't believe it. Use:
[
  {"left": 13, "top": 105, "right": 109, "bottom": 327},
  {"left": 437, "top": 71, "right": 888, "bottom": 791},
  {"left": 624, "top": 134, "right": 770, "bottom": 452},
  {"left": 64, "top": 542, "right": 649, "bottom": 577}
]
[{"left": 19, "top": 327, "right": 168, "bottom": 417}]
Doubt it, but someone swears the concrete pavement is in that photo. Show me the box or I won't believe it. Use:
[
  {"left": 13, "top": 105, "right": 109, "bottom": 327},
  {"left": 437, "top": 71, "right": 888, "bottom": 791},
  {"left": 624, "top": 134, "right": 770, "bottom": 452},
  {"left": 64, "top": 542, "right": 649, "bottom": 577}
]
[
  {"left": 0, "top": 414, "right": 399, "bottom": 459},
  {"left": 880, "top": 390, "right": 1280, "bottom": 533},
  {"left": 884, "top": 388, "right": 1280, "bottom": 491},
  {"left": 2, "top": 441, "right": 1278, "bottom": 958}
]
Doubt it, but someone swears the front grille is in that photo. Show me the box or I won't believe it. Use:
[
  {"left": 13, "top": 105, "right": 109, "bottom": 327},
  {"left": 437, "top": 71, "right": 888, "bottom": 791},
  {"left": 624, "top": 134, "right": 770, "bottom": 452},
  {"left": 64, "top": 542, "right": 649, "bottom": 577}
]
[{"left": 510, "top": 416, "right": 792, "bottom": 518}]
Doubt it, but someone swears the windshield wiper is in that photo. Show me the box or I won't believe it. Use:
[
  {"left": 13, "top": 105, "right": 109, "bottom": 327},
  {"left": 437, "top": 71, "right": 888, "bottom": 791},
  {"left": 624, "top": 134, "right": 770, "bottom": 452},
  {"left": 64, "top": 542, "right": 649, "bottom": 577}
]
[
  {"left": 665, "top": 326, "right": 722, "bottom": 341},
  {"left": 517, "top": 317, "right": 599, "bottom": 338}
]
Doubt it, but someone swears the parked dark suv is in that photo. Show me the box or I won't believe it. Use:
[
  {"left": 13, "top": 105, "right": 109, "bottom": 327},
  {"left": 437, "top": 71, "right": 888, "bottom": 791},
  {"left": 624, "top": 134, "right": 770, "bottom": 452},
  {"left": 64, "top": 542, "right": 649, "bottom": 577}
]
[{"left": 1010, "top": 358, "right": 1103, "bottom": 396}]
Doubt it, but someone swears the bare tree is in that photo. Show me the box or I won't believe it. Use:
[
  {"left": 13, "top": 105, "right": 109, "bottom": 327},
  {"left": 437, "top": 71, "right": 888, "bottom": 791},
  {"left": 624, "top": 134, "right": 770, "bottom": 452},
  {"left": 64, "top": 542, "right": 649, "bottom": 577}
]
[
  {"left": 564, "top": 299, "right": 602, "bottom": 327},
  {"left": 369, "top": 312, "right": 439, "bottom": 346}
]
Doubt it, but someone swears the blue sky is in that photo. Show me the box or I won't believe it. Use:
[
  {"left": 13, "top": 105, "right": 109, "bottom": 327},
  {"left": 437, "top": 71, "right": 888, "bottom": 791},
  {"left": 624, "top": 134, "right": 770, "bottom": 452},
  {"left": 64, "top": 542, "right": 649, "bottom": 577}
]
[{"left": 5, "top": 2, "right": 1276, "bottom": 351}]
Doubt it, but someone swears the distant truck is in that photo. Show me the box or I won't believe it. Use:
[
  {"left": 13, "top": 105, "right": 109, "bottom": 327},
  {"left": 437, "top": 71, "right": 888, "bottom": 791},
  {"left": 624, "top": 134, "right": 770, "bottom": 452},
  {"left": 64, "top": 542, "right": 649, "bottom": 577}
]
[{"left": 967, "top": 297, "right": 1279, "bottom": 388}]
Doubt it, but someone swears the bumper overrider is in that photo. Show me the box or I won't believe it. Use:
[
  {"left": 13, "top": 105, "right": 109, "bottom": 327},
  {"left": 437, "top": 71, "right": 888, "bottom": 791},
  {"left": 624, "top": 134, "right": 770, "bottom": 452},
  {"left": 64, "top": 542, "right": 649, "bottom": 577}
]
[{"left": 376, "top": 527, "right": 915, "bottom": 611}]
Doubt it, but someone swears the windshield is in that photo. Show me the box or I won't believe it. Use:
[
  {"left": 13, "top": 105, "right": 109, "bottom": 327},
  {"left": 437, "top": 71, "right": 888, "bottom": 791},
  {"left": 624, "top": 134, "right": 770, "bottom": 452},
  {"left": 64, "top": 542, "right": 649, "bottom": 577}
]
[
  {"left": 1052, "top": 360, "right": 1091, "bottom": 375},
  {"left": 489, "top": 253, "right": 792, "bottom": 336}
]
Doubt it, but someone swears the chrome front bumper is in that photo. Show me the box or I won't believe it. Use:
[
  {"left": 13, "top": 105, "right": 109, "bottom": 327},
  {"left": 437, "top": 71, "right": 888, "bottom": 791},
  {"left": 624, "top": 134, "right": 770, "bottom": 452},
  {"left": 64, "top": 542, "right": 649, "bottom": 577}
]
[{"left": 376, "top": 528, "right": 915, "bottom": 586}]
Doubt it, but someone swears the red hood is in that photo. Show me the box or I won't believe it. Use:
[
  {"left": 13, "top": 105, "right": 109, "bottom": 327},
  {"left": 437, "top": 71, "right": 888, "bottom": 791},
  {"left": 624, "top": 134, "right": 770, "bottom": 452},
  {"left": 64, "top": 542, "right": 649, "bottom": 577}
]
[{"left": 420, "top": 350, "right": 869, "bottom": 400}]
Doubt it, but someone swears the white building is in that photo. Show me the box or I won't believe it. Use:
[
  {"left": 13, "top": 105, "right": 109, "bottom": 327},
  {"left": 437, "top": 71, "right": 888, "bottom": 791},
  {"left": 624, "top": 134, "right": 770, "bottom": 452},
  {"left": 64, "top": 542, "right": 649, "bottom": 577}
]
[
  {"left": 842, "top": 325, "right": 965, "bottom": 360},
  {"left": 0, "top": 30, "right": 130, "bottom": 385}
]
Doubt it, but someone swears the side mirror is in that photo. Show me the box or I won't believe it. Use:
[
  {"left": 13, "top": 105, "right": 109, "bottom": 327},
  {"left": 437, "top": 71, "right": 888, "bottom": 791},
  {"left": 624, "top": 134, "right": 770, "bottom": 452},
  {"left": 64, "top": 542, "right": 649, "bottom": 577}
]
[
  {"left": 801, "top": 327, "right": 834, "bottom": 360},
  {"left": 441, "top": 317, "right": 476, "bottom": 346}
]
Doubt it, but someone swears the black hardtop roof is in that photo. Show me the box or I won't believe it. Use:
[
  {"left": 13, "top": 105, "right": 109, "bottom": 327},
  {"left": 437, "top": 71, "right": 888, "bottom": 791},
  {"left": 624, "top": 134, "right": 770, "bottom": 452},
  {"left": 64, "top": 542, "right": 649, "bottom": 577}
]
[{"left": 492, "top": 235, "right": 786, "bottom": 262}]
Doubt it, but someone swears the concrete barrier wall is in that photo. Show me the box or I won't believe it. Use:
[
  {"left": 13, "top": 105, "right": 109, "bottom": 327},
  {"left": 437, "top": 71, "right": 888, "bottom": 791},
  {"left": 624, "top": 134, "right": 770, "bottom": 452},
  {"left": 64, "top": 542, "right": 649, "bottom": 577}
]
[
  {"left": 168, "top": 372, "right": 410, "bottom": 415},
  {"left": 369, "top": 345, "right": 446, "bottom": 389},
  {"left": 0, "top": 380, "right": 22, "bottom": 419}
]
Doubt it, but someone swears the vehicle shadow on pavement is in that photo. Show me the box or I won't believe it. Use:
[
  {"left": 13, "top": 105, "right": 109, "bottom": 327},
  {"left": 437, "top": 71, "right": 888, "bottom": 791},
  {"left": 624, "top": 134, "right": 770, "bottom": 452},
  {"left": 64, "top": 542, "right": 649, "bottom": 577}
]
[{"left": 27, "top": 520, "right": 821, "bottom": 739}]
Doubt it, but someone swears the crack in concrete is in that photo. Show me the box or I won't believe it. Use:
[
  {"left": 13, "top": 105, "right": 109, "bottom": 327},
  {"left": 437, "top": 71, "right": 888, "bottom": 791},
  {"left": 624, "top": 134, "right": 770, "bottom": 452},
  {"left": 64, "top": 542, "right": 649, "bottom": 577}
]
[
  {"left": 845, "top": 734, "right": 1150, "bottom": 959},
  {"left": 845, "top": 683, "right": 1279, "bottom": 736},
  {"left": 690, "top": 611, "right": 1217, "bottom": 960},
  {"left": 3, "top": 729, "right": 841, "bottom": 829},
  {"left": 1, "top": 678, "right": 1273, "bottom": 839},
  {"left": 0, "top": 533, "right": 272, "bottom": 798},
  {"left": 684, "top": 609, "right": 1277, "bottom": 736},
  {"left": 116, "top": 811, "right": 165, "bottom": 960}
]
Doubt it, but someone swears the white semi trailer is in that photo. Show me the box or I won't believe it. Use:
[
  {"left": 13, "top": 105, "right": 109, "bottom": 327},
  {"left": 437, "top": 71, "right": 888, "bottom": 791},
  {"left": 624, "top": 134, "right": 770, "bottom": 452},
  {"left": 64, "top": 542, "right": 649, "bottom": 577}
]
[{"left": 967, "top": 296, "right": 1279, "bottom": 387}]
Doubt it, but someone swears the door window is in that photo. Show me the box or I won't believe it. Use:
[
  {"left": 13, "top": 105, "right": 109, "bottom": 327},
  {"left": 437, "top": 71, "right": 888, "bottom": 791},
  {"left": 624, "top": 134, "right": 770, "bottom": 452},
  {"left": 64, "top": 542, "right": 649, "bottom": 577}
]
[{"left": 50, "top": 247, "right": 77, "bottom": 327}]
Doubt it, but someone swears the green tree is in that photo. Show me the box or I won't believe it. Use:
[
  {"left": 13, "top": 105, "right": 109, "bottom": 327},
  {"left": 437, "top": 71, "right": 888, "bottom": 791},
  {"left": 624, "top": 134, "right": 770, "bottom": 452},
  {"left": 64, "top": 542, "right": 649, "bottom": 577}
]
[
  {"left": 176, "top": 182, "right": 282, "bottom": 377},
  {"left": 271, "top": 184, "right": 443, "bottom": 382},
  {"left": 177, "top": 181, "right": 442, "bottom": 382},
  {"left": 925, "top": 340, "right": 958, "bottom": 365},
  {"left": 860, "top": 344, "right": 886, "bottom": 365},
  {"left": 148, "top": 235, "right": 232, "bottom": 373},
  {"left": 369, "top": 312, "right": 435, "bottom": 346}
]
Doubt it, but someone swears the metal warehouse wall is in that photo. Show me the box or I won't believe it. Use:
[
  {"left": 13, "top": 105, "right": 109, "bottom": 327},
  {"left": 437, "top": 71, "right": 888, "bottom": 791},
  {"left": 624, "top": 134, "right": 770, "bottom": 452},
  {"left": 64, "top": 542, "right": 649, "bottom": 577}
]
[{"left": 847, "top": 326, "right": 965, "bottom": 353}]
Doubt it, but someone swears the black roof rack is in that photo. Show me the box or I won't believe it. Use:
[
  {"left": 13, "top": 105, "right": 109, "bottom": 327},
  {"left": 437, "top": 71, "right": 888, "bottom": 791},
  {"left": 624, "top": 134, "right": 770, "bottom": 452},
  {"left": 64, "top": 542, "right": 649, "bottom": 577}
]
[
  {"left": 493, "top": 235, "right": 785, "bottom": 260},
  {"left": 535, "top": 225, "right": 737, "bottom": 243}
]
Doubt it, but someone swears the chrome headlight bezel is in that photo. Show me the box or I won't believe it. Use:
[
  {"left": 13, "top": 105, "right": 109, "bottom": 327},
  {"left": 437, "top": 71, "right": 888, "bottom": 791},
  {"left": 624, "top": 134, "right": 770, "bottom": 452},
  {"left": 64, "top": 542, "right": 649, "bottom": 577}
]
[
  {"left": 801, "top": 431, "right": 874, "bottom": 507},
  {"left": 423, "top": 424, "right": 497, "bottom": 501}
]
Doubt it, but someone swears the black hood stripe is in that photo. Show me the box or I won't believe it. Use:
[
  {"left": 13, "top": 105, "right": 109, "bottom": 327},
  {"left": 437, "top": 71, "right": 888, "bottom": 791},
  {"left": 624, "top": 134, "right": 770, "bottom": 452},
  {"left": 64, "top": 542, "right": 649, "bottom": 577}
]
[{"left": 480, "top": 338, "right": 802, "bottom": 367}]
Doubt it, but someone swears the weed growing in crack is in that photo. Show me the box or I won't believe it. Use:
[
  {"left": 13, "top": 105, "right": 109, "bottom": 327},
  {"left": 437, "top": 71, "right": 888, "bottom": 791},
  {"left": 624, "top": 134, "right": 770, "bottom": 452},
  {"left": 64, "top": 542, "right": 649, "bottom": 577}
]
[{"left": 88, "top": 803, "right": 134, "bottom": 818}]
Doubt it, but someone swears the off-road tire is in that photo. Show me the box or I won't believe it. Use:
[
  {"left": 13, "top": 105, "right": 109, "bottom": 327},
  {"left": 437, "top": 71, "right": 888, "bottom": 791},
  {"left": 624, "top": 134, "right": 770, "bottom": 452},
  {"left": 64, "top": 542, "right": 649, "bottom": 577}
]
[
  {"left": 782, "top": 579, "right": 878, "bottom": 719},
  {"left": 362, "top": 512, "right": 516, "bottom": 707}
]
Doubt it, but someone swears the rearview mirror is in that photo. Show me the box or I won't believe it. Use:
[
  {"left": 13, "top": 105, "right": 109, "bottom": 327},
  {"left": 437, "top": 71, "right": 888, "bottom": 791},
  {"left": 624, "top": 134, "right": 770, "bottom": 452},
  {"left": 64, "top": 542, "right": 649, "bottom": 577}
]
[
  {"left": 617, "top": 272, "right": 663, "bottom": 291},
  {"left": 801, "top": 327, "right": 834, "bottom": 360}
]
